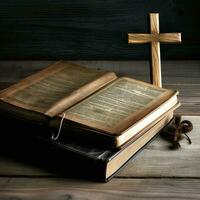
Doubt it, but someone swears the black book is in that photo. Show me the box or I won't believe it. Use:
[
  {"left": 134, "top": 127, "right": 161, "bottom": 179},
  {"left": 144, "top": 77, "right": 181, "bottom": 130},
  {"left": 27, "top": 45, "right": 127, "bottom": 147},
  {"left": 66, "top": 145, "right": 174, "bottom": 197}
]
[
  {"left": 0, "top": 61, "right": 180, "bottom": 181},
  {"left": 0, "top": 108, "right": 174, "bottom": 182}
]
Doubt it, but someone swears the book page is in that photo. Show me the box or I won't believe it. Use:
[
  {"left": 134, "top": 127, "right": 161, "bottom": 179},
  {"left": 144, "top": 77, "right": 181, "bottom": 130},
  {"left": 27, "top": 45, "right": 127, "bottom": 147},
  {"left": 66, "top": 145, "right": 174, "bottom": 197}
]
[
  {"left": 0, "top": 61, "right": 116, "bottom": 115},
  {"left": 64, "top": 77, "right": 173, "bottom": 134}
]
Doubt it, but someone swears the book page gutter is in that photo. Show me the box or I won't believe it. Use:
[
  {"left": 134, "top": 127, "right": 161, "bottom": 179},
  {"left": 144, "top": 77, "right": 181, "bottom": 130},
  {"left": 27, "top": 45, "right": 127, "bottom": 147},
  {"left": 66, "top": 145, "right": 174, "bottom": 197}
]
[
  {"left": 65, "top": 78, "right": 165, "bottom": 129},
  {"left": 4, "top": 66, "right": 103, "bottom": 112}
]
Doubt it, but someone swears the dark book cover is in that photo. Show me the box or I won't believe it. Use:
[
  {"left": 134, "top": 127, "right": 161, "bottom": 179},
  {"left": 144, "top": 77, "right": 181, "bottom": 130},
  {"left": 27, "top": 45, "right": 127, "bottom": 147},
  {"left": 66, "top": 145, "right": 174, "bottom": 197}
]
[{"left": 0, "top": 112, "right": 170, "bottom": 182}]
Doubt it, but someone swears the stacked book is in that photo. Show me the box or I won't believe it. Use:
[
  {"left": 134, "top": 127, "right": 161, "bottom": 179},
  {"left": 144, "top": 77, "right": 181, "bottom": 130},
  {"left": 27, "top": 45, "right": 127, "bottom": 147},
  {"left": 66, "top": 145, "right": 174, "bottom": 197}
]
[{"left": 0, "top": 61, "right": 180, "bottom": 181}]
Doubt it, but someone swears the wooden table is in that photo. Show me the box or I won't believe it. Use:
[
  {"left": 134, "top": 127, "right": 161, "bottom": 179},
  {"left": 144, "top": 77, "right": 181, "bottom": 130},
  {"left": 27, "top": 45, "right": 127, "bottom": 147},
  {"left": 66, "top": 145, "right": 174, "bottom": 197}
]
[{"left": 0, "top": 61, "right": 200, "bottom": 199}]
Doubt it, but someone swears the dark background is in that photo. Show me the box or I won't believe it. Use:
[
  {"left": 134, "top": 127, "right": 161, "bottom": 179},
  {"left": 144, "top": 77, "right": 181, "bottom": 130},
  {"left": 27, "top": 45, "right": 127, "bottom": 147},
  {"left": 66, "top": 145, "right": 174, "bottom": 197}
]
[{"left": 0, "top": 0, "right": 199, "bottom": 60}]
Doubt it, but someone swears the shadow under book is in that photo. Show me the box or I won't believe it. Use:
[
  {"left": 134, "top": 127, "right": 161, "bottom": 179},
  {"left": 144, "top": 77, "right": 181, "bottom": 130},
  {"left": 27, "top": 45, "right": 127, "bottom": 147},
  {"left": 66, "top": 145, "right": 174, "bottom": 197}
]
[{"left": 0, "top": 61, "right": 180, "bottom": 181}]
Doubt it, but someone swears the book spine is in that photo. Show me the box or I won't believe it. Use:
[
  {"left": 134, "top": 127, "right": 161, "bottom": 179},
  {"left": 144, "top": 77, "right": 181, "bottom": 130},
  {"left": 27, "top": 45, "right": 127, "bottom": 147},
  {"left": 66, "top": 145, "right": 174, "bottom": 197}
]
[
  {"left": 0, "top": 111, "right": 108, "bottom": 182},
  {"left": 46, "top": 138, "right": 108, "bottom": 182}
]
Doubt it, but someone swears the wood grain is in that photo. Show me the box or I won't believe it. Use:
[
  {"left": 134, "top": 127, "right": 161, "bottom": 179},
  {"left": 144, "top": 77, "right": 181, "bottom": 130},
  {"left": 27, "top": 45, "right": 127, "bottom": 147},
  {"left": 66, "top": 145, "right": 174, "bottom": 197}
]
[
  {"left": 0, "top": 60, "right": 199, "bottom": 115},
  {"left": 1, "top": 60, "right": 199, "bottom": 85},
  {"left": 151, "top": 40, "right": 161, "bottom": 86},
  {"left": 0, "top": 178, "right": 200, "bottom": 200},
  {"left": 117, "top": 116, "right": 200, "bottom": 177},
  {"left": 159, "top": 33, "right": 182, "bottom": 43},
  {"left": 0, "top": 0, "right": 199, "bottom": 60},
  {"left": 128, "top": 13, "right": 181, "bottom": 87},
  {"left": 150, "top": 13, "right": 161, "bottom": 87},
  {"left": 0, "top": 116, "right": 198, "bottom": 178},
  {"left": 0, "top": 60, "right": 200, "bottom": 199}
]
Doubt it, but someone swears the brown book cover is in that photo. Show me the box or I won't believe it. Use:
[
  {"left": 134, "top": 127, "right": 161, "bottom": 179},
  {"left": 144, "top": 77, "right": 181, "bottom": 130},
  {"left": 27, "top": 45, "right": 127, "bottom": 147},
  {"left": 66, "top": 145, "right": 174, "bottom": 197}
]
[{"left": 0, "top": 60, "right": 180, "bottom": 148}]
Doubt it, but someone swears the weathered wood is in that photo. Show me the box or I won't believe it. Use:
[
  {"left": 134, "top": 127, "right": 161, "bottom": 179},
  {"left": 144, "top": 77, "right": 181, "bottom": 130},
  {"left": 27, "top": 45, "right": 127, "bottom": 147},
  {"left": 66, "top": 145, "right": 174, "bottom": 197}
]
[
  {"left": 159, "top": 33, "right": 182, "bottom": 43},
  {"left": 128, "top": 13, "right": 181, "bottom": 87},
  {"left": 0, "top": 61, "right": 199, "bottom": 82},
  {"left": 150, "top": 13, "right": 162, "bottom": 87},
  {"left": 118, "top": 116, "right": 200, "bottom": 177},
  {"left": 0, "top": 116, "right": 199, "bottom": 178},
  {"left": 0, "top": 60, "right": 199, "bottom": 115},
  {"left": 0, "top": 0, "right": 199, "bottom": 60},
  {"left": 0, "top": 60, "right": 199, "bottom": 199},
  {"left": 0, "top": 156, "right": 52, "bottom": 177},
  {"left": 0, "top": 178, "right": 200, "bottom": 200},
  {"left": 175, "top": 105, "right": 200, "bottom": 115}
]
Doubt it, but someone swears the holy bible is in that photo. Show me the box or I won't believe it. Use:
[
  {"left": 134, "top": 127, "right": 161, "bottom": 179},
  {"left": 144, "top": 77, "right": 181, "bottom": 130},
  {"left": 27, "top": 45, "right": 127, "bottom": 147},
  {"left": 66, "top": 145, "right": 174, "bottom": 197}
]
[
  {"left": 0, "top": 60, "right": 180, "bottom": 181},
  {"left": 0, "top": 60, "right": 180, "bottom": 148}
]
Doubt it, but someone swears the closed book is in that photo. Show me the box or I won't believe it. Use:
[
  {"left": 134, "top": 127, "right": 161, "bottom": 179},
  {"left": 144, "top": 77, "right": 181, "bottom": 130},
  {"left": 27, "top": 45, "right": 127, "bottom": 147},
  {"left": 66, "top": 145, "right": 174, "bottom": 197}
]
[
  {"left": 50, "top": 110, "right": 175, "bottom": 181},
  {"left": 0, "top": 108, "right": 175, "bottom": 182}
]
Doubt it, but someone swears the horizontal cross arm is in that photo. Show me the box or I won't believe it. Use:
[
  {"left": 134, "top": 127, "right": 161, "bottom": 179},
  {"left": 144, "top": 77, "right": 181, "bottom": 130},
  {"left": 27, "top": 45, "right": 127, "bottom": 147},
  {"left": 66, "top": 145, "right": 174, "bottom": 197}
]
[
  {"left": 128, "top": 33, "right": 181, "bottom": 44},
  {"left": 128, "top": 33, "right": 152, "bottom": 43},
  {"left": 159, "top": 33, "right": 181, "bottom": 43}
]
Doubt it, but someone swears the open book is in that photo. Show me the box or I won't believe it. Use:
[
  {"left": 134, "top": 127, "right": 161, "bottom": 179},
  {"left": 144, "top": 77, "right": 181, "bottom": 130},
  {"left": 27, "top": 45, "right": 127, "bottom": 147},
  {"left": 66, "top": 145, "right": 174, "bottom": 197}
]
[{"left": 0, "top": 60, "right": 180, "bottom": 148}]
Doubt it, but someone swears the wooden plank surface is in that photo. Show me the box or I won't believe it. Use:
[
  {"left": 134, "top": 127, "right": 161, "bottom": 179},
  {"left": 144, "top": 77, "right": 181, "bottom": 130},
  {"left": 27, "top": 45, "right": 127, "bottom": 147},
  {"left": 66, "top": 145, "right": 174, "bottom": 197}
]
[
  {"left": 0, "top": 116, "right": 199, "bottom": 178},
  {"left": 117, "top": 116, "right": 200, "bottom": 178},
  {"left": 0, "top": 178, "right": 200, "bottom": 200},
  {"left": 1, "top": 60, "right": 199, "bottom": 85},
  {"left": 0, "top": 60, "right": 200, "bottom": 199},
  {"left": 0, "top": 0, "right": 200, "bottom": 60},
  {"left": 0, "top": 60, "right": 199, "bottom": 114}
]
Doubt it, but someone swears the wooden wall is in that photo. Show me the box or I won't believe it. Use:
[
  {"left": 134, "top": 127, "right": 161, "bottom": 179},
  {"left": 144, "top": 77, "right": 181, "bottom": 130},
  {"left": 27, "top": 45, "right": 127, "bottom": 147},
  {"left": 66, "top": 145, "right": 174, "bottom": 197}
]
[{"left": 0, "top": 0, "right": 199, "bottom": 60}]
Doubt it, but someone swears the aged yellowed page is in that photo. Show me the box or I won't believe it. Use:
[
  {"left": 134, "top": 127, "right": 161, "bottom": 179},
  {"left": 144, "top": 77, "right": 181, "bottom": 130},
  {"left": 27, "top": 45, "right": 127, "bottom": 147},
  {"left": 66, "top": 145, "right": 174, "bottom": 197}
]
[
  {"left": 64, "top": 77, "right": 175, "bottom": 134},
  {"left": 0, "top": 61, "right": 116, "bottom": 115}
]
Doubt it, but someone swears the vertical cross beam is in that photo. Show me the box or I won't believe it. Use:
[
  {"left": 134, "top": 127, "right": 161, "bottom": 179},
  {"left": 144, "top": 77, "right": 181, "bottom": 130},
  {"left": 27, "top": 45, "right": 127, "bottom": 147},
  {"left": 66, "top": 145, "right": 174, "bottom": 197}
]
[
  {"left": 150, "top": 13, "right": 161, "bottom": 87},
  {"left": 128, "top": 13, "right": 181, "bottom": 87}
]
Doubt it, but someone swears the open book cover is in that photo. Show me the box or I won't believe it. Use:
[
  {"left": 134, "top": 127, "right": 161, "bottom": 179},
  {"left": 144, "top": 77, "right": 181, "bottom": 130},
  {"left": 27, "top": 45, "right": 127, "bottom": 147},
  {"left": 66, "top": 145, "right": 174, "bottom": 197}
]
[{"left": 0, "top": 60, "right": 180, "bottom": 148}]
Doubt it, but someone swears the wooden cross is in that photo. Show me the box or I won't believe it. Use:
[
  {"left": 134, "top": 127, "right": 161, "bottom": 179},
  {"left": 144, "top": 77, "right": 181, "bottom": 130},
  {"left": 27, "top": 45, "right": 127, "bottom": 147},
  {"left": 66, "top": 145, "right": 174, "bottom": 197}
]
[{"left": 128, "top": 13, "right": 181, "bottom": 87}]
